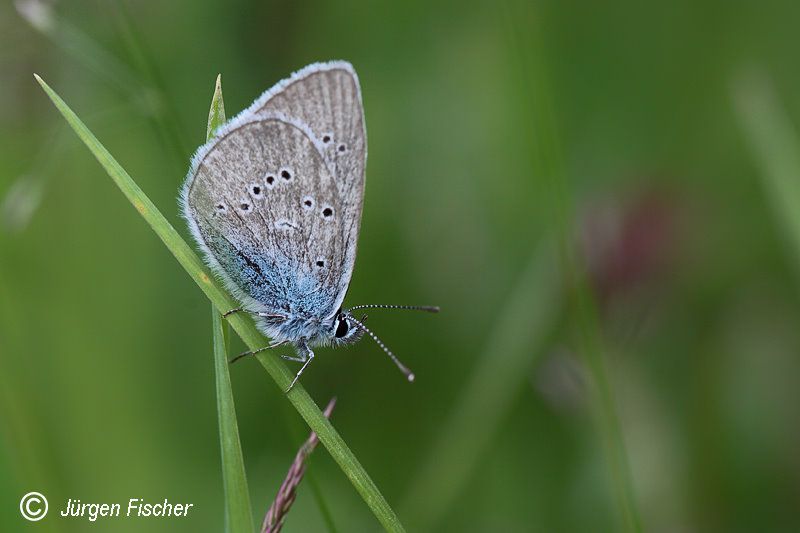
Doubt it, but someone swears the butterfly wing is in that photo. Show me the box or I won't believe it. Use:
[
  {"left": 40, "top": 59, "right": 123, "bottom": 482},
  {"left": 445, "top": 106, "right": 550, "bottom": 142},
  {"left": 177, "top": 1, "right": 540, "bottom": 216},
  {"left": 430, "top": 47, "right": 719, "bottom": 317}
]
[
  {"left": 252, "top": 61, "right": 366, "bottom": 298},
  {"left": 182, "top": 115, "right": 349, "bottom": 322},
  {"left": 254, "top": 62, "right": 366, "bottom": 188}
]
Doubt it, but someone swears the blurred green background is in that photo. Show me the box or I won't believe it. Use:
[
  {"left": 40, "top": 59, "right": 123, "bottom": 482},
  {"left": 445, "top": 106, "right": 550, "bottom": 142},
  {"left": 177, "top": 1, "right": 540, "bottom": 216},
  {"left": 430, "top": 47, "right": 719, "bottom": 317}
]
[{"left": 2, "top": 0, "right": 800, "bottom": 531}]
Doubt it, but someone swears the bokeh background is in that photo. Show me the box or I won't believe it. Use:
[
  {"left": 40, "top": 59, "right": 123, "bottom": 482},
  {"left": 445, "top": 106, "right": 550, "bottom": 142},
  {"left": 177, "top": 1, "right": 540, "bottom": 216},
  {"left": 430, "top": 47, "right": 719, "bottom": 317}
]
[{"left": 2, "top": 0, "right": 800, "bottom": 531}]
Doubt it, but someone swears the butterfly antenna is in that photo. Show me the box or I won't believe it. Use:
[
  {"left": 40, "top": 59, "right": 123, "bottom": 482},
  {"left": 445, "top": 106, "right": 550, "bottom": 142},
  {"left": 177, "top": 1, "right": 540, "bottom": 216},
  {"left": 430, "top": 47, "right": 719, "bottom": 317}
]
[
  {"left": 346, "top": 314, "right": 415, "bottom": 382},
  {"left": 347, "top": 304, "right": 440, "bottom": 313}
]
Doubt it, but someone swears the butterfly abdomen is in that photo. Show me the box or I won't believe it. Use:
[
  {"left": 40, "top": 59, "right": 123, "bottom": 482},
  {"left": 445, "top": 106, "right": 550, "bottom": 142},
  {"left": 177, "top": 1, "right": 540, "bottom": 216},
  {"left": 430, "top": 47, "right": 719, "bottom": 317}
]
[{"left": 254, "top": 313, "right": 333, "bottom": 346}]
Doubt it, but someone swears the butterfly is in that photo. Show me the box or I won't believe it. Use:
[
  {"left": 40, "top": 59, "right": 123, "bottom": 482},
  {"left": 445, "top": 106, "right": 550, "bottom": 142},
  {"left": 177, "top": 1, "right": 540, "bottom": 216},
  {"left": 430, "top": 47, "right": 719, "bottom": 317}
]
[{"left": 180, "top": 61, "right": 437, "bottom": 391}]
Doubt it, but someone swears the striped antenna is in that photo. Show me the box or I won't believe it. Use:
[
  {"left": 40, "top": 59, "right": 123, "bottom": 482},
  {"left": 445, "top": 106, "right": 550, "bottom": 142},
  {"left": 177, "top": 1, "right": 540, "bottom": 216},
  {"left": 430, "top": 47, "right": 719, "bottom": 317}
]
[
  {"left": 347, "top": 304, "right": 440, "bottom": 313},
  {"left": 346, "top": 314, "right": 415, "bottom": 382}
]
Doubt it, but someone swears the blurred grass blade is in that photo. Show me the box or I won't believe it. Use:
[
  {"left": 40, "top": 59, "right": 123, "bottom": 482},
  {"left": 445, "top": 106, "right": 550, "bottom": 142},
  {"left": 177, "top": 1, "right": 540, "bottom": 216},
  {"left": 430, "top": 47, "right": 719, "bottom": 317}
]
[
  {"left": 733, "top": 71, "right": 800, "bottom": 277},
  {"left": 213, "top": 309, "right": 255, "bottom": 533},
  {"left": 34, "top": 75, "right": 406, "bottom": 533},
  {"left": 111, "top": 0, "right": 188, "bottom": 162},
  {"left": 306, "top": 473, "right": 339, "bottom": 533},
  {"left": 503, "top": 2, "right": 642, "bottom": 531},
  {"left": 16, "top": 0, "right": 188, "bottom": 169},
  {"left": 403, "top": 238, "right": 561, "bottom": 530},
  {"left": 17, "top": 1, "right": 141, "bottom": 100},
  {"left": 205, "top": 76, "right": 254, "bottom": 533}
]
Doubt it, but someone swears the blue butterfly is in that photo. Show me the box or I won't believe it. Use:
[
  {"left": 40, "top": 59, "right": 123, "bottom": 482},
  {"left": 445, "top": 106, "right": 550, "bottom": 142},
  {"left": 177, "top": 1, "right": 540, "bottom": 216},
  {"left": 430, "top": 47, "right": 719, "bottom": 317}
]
[{"left": 181, "top": 61, "right": 437, "bottom": 391}]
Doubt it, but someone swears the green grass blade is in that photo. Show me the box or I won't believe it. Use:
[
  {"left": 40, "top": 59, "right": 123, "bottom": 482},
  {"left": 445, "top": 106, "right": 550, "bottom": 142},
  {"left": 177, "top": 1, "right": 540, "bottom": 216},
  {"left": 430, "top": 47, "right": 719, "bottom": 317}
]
[
  {"left": 307, "top": 472, "right": 340, "bottom": 533},
  {"left": 17, "top": 2, "right": 188, "bottom": 170},
  {"left": 34, "top": 74, "right": 405, "bottom": 533},
  {"left": 403, "top": 238, "right": 562, "bottom": 530},
  {"left": 213, "top": 309, "right": 255, "bottom": 533},
  {"left": 205, "top": 76, "right": 254, "bottom": 533},
  {"left": 502, "top": 3, "right": 643, "bottom": 531},
  {"left": 112, "top": 0, "right": 189, "bottom": 162},
  {"left": 733, "top": 71, "right": 800, "bottom": 277},
  {"left": 207, "top": 75, "right": 226, "bottom": 140}
]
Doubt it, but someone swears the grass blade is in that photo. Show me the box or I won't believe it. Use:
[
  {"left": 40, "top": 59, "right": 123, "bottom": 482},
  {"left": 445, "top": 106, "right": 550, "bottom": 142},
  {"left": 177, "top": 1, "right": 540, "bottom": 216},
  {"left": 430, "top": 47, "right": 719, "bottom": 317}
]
[
  {"left": 732, "top": 70, "right": 800, "bottom": 277},
  {"left": 34, "top": 74, "right": 406, "bottom": 533},
  {"left": 214, "top": 309, "right": 255, "bottom": 532},
  {"left": 16, "top": 0, "right": 188, "bottom": 170},
  {"left": 111, "top": 0, "right": 189, "bottom": 162},
  {"left": 502, "top": 3, "right": 643, "bottom": 531},
  {"left": 205, "top": 75, "right": 254, "bottom": 533},
  {"left": 403, "top": 238, "right": 561, "bottom": 529},
  {"left": 207, "top": 75, "right": 226, "bottom": 140},
  {"left": 306, "top": 473, "right": 340, "bottom": 533}
]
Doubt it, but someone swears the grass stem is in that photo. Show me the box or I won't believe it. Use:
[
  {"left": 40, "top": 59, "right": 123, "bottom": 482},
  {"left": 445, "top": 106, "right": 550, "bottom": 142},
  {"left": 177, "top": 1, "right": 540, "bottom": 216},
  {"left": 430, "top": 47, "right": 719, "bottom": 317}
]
[
  {"left": 403, "top": 239, "right": 561, "bottom": 530},
  {"left": 733, "top": 70, "right": 800, "bottom": 281},
  {"left": 502, "top": 3, "right": 643, "bottom": 531},
  {"left": 205, "top": 75, "right": 254, "bottom": 533}
]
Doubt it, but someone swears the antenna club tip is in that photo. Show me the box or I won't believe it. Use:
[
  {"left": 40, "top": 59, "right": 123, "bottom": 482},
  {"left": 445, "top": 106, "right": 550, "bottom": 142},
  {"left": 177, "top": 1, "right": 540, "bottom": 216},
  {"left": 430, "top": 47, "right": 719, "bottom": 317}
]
[{"left": 407, "top": 373, "right": 415, "bottom": 382}]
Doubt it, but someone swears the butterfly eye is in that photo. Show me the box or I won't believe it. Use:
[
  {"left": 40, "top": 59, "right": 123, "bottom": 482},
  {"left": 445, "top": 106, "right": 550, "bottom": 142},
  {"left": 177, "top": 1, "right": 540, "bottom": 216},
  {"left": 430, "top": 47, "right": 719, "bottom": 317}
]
[
  {"left": 250, "top": 183, "right": 263, "bottom": 197},
  {"left": 302, "top": 196, "right": 315, "bottom": 210},
  {"left": 337, "top": 144, "right": 346, "bottom": 153},
  {"left": 322, "top": 134, "right": 332, "bottom": 144},
  {"left": 281, "top": 169, "right": 292, "bottom": 181},
  {"left": 264, "top": 175, "right": 276, "bottom": 188},
  {"left": 322, "top": 207, "right": 334, "bottom": 219},
  {"left": 335, "top": 317, "right": 349, "bottom": 338}
]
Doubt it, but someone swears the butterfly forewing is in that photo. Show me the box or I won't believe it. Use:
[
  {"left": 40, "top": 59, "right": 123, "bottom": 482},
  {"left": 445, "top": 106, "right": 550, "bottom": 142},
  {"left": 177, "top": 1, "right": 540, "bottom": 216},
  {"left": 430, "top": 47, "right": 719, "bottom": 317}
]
[
  {"left": 185, "top": 116, "right": 347, "bottom": 320},
  {"left": 254, "top": 63, "right": 366, "bottom": 293}
]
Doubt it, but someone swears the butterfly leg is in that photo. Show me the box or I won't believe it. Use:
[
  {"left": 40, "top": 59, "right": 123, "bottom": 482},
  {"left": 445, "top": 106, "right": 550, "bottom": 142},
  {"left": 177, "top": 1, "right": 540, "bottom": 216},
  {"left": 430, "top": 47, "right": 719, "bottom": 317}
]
[
  {"left": 229, "top": 341, "right": 289, "bottom": 364},
  {"left": 223, "top": 308, "right": 289, "bottom": 321},
  {"left": 284, "top": 342, "right": 314, "bottom": 393},
  {"left": 222, "top": 307, "right": 243, "bottom": 318}
]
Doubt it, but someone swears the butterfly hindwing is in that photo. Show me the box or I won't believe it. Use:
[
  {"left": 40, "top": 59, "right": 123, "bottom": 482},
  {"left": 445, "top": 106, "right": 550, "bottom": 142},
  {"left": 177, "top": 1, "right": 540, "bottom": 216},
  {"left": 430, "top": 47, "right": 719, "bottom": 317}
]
[{"left": 183, "top": 116, "right": 347, "bottom": 321}]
